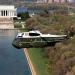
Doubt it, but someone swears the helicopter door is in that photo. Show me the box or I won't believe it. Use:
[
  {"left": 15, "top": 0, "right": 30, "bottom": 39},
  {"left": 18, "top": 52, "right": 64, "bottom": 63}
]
[{"left": 31, "top": 38, "right": 46, "bottom": 47}]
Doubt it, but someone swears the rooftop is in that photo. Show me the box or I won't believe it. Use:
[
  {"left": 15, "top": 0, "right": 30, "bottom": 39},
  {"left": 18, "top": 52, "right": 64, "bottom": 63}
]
[{"left": 0, "top": 5, "right": 15, "bottom": 10}]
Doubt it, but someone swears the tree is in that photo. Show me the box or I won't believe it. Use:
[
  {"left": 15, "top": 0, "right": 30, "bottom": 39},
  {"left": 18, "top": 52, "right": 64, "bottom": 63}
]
[{"left": 17, "top": 12, "right": 30, "bottom": 21}]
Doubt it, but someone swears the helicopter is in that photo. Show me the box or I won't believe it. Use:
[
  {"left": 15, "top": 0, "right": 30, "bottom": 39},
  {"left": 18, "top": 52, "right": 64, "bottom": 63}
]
[{"left": 12, "top": 30, "right": 67, "bottom": 49}]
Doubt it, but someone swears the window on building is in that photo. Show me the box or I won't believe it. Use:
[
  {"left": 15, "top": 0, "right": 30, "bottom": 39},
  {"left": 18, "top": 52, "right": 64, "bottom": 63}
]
[
  {"left": 6, "top": 11, "right": 7, "bottom": 16},
  {"left": 4, "top": 11, "right": 5, "bottom": 16},
  {"left": 1, "top": 11, "right": 3, "bottom": 16}
]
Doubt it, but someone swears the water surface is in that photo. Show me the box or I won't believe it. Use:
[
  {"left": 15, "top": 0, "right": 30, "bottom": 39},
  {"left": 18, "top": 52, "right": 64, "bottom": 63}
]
[{"left": 0, "top": 30, "right": 31, "bottom": 75}]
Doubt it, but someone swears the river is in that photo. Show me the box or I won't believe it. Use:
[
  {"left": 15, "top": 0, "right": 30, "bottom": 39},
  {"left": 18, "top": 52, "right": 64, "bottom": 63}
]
[{"left": 0, "top": 30, "right": 31, "bottom": 75}]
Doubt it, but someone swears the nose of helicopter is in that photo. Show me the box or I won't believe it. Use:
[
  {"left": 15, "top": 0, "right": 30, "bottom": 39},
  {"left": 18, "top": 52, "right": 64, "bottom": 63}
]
[{"left": 12, "top": 39, "right": 21, "bottom": 49}]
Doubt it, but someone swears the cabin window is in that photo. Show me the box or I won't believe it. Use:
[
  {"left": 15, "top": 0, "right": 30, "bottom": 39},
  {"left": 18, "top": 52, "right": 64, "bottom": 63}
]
[
  {"left": 18, "top": 33, "right": 24, "bottom": 37},
  {"left": 29, "top": 33, "right": 40, "bottom": 36},
  {"left": 22, "top": 33, "right": 24, "bottom": 36}
]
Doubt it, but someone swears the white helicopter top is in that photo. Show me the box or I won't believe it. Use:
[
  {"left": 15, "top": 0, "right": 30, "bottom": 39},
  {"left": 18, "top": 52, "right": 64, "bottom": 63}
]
[{"left": 16, "top": 30, "right": 67, "bottom": 38}]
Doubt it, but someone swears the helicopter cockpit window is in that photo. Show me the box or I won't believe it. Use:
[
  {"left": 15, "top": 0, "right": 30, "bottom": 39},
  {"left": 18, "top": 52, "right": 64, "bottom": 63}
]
[
  {"left": 29, "top": 33, "right": 40, "bottom": 36},
  {"left": 18, "top": 33, "right": 24, "bottom": 37}
]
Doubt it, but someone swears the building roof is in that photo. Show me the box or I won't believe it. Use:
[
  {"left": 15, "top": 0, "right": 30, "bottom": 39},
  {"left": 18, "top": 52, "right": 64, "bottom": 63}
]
[{"left": 0, "top": 5, "right": 15, "bottom": 10}]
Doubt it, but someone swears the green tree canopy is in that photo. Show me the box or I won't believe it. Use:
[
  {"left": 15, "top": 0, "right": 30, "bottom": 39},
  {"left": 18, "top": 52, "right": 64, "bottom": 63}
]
[{"left": 17, "top": 12, "right": 30, "bottom": 21}]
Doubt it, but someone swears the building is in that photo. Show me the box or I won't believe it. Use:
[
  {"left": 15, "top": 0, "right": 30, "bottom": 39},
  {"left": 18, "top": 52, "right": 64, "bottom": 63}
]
[
  {"left": 37, "top": 0, "right": 48, "bottom": 3},
  {"left": 48, "top": 0, "right": 69, "bottom": 3},
  {"left": 0, "top": 5, "right": 17, "bottom": 18},
  {"left": 36, "top": 0, "right": 68, "bottom": 3},
  {"left": 48, "top": 0, "right": 53, "bottom": 3},
  {"left": 0, "top": 5, "right": 17, "bottom": 29}
]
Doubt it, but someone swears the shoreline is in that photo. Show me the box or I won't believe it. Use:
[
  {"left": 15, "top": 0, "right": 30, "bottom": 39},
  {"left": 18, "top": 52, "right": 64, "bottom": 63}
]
[{"left": 24, "top": 48, "right": 37, "bottom": 75}]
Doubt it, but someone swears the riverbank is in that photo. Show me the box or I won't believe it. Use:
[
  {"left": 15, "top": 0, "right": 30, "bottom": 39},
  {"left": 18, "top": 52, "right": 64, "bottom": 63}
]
[
  {"left": 24, "top": 48, "right": 37, "bottom": 75},
  {"left": 27, "top": 48, "right": 49, "bottom": 75}
]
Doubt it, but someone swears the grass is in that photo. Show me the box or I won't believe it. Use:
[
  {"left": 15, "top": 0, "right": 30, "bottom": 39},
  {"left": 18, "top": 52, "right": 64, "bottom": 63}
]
[
  {"left": 28, "top": 48, "right": 51, "bottom": 75},
  {"left": 14, "top": 22, "right": 22, "bottom": 28}
]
